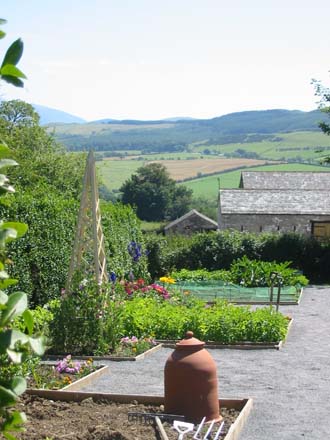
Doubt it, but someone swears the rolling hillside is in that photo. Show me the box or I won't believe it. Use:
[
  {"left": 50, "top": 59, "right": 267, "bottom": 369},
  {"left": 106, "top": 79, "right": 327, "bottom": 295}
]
[{"left": 48, "top": 109, "right": 329, "bottom": 154}]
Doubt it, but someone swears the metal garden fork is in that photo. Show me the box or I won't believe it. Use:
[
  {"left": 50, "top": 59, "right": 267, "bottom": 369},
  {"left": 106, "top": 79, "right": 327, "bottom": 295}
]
[{"left": 193, "top": 417, "right": 225, "bottom": 440}]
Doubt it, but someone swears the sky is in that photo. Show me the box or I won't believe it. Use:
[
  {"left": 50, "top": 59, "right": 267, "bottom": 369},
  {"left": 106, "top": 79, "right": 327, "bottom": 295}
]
[{"left": 1, "top": 0, "right": 330, "bottom": 122}]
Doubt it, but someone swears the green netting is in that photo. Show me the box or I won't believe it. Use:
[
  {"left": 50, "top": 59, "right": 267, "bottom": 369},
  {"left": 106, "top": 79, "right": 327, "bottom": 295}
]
[{"left": 175, "top": 280, "right": 300, "bottom": 303}]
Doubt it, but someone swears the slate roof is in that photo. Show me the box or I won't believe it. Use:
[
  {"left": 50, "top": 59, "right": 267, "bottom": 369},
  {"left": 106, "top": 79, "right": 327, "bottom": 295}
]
[
  {"left": 164, "top": 209, "right": 218, "bottom": 231},
  {"left": 239, "top": 171, "right": 330, "bottom": 190},
  {"left": 220, "top": 189, "right": 330, "bottom": 215}
]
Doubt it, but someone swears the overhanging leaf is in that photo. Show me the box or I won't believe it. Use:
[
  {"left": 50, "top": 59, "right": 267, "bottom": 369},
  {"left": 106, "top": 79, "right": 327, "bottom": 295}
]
[
  {"left": 22, "top": 309, "right": 34, "bottom": 335},
  {"left": 29, "top": 335, "right": 46, "bottom": 356},
  {"left": 1, "top": 38, "right": 24, "bottom": 67},
  {"left": 0, "top": 291, "right": 28, "bottom": 325},
  {"left": 2, "top": 410, "right": 27, "bottom": 434},
  {"left": 10, "top": 377, "right": 26, "bottom": 396},
  {"left": 0, "top": 278, "right": 18, "bottom": 289},
  {"left": 0, "top": 329, "right": 29, "bottom": 352},
  {"left": 0, "top": 74, "right": 24, "bottom": 87},
  {"left": 0, "top": 159, "right": 18, "bottom": 168},
  {"left": 0, "top": 227, "right": 17, "bottom": 246},
  {"left": 0, "top": 385, "right": 17, "bottom": 406},
  {"left": 0, "top": 64, "right": 27, "bottom": 79},
  {"left": 0, "top": 289, "right": 8, "bottom": 304},
  {"left": 1, "top": 222, "right": 28, "bottom": 239},
  {"left": 6, "top": 349, "right": 23, "bottom": 363}
]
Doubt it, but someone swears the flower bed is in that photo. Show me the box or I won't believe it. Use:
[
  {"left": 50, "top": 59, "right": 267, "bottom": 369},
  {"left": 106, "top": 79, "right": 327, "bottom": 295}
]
[
  {"left": 27, "top": 356, "right": 108, "bottom": 391},
  {"left": 48, "top": 275, "right": 291, "bottom": 357}
]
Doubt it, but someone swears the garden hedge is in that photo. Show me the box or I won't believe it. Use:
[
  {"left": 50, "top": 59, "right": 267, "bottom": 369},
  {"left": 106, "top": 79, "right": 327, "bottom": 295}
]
[
  {"left": 0, "top": 190, "right": 148, "bottom": 307},
  {"left": 144, "top": 230, "right": 330, "bottom": 283}
]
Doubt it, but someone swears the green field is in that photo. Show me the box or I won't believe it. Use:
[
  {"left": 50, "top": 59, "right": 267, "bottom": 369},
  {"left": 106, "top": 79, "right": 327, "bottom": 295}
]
[
  {"left": 97, "top": 160, "right": 144, "bottom": 191},
  {"left": 181, "top": 163, "right": 330, "bottom": 200},
  {"left": 195, "top": 131, "right": 330, "bottom": 161},
  {"left": 97, "top": 153, "right": 207, "bottom": 190}
]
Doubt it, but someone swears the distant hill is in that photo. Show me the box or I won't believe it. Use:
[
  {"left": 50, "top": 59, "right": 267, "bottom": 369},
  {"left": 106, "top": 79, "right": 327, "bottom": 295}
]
[
  {"left": 33, "top": 104, "right": 86, "bottom": 125},
  {"left": 47, "top": 108, "right": 328, "bottom": 154}
]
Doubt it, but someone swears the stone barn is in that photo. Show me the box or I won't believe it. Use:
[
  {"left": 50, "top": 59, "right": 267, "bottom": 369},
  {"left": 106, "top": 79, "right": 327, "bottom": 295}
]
[
  {"left": 164, "top": 209, "right": 218, "bottom": 236},
  {"left": 218, "top": 171, "right": 330, "bottom": 238},
  {"left": 239, "top": 171, "right": 330, "bottom": 190}
]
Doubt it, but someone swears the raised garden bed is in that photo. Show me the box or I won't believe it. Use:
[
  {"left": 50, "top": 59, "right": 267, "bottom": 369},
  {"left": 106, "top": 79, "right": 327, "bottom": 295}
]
[
  {"left": 158, "top": 317, "right": 293, "bottom": 350},
  {"left": 45, "top": 342, "right": 163, "bottom": 362},
  {"left": 27, "top": 361, "right": 109, "bottom": 391},
  {"left": 22, "top": 391, "right": 253, "bottom": 440}
]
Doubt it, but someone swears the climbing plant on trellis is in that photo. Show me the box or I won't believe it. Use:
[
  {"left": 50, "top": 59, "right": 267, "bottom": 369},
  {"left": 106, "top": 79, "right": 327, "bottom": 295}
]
[{"left": 66, "top": 151, "right": 107, "bottom": 291}]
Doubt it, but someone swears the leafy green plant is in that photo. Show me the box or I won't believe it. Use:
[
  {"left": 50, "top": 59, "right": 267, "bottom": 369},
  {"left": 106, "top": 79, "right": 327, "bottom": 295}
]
[
  {"left": 50, "top": 276, "right": 127, "bottom": 356},
  {"left": 0, "top": 144, "right": 45, "bottom": 438},
  {"left": 170, "top": 268, "right": 231, "bottom": 282},
  {"left": 229, "top": 256, "right": 308, "bottom": 288},
  {"left": 120, "top": 297, "right": 289, "bottom": 344}
]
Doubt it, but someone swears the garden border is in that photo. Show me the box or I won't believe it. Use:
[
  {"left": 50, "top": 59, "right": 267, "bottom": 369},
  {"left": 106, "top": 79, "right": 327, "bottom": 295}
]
[{"left": 24, "top": 390, "right": 253, "bottom": 440}]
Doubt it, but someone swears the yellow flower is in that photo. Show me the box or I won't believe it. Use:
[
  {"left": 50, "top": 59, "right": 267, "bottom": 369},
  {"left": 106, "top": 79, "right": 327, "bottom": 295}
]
[
  {"left": 184, "top": 291, "right": 190, "bottom": 295},
  {"left": 159, "top": 276, "right": 176, "bottom": 284}
]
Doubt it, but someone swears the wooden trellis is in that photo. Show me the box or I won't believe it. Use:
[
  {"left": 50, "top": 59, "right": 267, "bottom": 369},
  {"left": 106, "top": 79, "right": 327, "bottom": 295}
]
[{"left": 65, "top": 150, "right": 107, "bottom": 292}]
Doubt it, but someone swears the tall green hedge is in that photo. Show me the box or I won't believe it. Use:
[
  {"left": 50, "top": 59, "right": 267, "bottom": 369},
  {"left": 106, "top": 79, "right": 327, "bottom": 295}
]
[
  {"left": 0, "top": 190, "right": 148, "bottom": 306},
  {"left": 145, "top": 230, "right": 330, "bottom": 283},
  {"left": 102, "top": 202, "right": 149, "bottom": 281}
]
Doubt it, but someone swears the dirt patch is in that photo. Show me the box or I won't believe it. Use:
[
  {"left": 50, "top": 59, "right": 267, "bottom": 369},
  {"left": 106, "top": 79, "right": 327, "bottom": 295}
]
[
  {"left": 150, "top": 158, "right": 274, "bottom": 180},
  {"left": 16, "top": 394, "right": 239, "bottom": 439}
]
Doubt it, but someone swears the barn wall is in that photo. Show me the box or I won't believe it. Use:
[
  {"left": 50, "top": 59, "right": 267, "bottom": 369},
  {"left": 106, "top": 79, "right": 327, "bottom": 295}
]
[
  {"left": 165, "top": 215, "right": 217, "bottom": 235},
  {"left": 218, "top": 213, "right": 330, "bottom": 235}
]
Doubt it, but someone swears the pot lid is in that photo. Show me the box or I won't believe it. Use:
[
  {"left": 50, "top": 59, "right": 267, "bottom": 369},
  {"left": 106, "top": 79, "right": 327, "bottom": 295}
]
[{"left": 175, "top": 331, "right": 205, "bottom": 349}]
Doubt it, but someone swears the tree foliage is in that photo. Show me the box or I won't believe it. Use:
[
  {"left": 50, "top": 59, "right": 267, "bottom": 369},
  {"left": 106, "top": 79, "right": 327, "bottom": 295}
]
[
  {"left": 312, "top": 76, "right": 330, "bottom": 163},
  {"left": 0, "top": 100, "right": 39, "bottom": 134},
  {"left": 0, "top": 100, "right": 85, "bottom": 199},
  {"left": 120, "top": 163, "right": 193, "bottom": 221}
]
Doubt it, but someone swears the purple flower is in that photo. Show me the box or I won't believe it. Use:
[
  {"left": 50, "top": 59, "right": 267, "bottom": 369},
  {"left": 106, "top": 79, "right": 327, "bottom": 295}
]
[{"left": 109, "top": 271, "right": 116, "bottom": 283}]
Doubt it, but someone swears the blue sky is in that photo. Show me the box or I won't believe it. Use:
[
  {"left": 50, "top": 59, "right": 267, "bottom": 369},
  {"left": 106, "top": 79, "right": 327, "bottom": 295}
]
[{"left": 1, "top": 0, "right": 330, "bottom": 121}]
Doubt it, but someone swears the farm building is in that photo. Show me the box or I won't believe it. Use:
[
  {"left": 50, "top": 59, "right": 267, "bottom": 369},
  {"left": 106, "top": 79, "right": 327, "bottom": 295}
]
[
  {"left": 164, "top": 209, "right": 218, "bottom": 236},
  {"left": 239, "top": 171, "right": 330, "bottom": 190},
  {"left": 219, "top": 171, "right": 330, "bottom": 238}
]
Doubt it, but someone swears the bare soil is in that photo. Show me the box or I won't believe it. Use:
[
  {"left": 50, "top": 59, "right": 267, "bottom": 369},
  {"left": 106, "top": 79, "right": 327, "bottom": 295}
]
[{"left": 16, "top": 394, "right": 239, "bottom": 439}]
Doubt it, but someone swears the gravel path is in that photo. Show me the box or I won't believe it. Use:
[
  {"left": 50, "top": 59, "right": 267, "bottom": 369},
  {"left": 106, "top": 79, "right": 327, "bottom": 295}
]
[{"left": 82, "top": 286, "right": 330, "bottom": 439}]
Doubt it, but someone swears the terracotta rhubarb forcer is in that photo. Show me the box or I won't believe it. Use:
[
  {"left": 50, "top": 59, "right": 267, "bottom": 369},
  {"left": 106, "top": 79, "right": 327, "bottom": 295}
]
[{"left": 164, "top": 331, "right": 221, "bottom": 423}]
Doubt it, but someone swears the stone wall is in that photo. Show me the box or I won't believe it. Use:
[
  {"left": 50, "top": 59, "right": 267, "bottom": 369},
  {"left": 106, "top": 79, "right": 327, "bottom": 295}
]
[{"left": 218, "top": 213, "right": 330, "bottom": 235}]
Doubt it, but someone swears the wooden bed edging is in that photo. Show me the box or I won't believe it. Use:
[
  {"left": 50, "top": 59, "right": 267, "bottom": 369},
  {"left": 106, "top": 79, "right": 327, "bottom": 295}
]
[
  {"left": 27, "top": 365, "right": 109, "bottom": 393},
  {"left": 44, "top": 343, "right": 163, "bottom": 362},
  {"left": 24, "top": 391, "right": 253, "bottom": 440}
]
